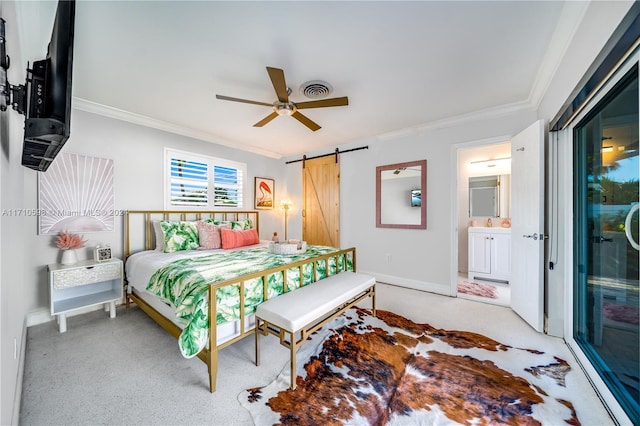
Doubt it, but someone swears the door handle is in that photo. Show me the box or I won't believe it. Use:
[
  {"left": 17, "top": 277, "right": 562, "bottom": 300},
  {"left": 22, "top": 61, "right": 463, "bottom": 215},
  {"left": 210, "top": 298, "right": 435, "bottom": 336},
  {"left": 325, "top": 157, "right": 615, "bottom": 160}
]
[
  {"left": 624, "top": 204, "right": 640, "bottom": 250},
  {"left": 523, "top": 233, "right": 538, "bottom": 240},
  {"left": 592, "top": 236, "right": 613, "bottom": 243}
]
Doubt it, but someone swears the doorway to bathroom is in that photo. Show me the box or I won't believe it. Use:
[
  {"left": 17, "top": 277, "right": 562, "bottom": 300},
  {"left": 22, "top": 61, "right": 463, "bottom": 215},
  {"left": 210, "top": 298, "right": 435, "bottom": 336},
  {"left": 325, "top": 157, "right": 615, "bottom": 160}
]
[{"left": 457, "top": 142, "right": 512, "bottom": 307}]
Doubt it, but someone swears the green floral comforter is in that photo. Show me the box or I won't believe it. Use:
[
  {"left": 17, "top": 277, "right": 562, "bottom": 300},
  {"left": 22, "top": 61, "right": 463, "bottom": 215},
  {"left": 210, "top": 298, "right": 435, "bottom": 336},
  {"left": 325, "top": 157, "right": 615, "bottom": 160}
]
[{"left": 146, "top": 245, "right": 352, "bottom": 358}]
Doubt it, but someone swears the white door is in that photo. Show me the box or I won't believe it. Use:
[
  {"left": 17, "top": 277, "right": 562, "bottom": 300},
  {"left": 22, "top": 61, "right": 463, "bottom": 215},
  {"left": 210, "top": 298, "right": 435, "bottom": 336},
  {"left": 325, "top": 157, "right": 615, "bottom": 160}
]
[{"left": 510, "top": 120, "right": 545, "bottom": 332}]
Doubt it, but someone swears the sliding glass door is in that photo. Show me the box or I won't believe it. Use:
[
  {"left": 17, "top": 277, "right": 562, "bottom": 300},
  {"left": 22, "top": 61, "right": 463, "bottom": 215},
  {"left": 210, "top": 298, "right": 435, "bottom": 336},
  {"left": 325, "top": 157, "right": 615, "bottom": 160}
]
[{"left": 573, "top": 60, "right": 639, "bottom": 423}]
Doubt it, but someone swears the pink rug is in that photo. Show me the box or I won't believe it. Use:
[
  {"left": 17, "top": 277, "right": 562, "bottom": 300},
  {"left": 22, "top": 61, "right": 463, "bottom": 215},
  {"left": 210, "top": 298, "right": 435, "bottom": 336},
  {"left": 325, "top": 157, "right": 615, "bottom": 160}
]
[
  {"left": 603, "top": 302, "right": 639, "bottom": 325},
  {"left": 458, "top": 280, "right": 498, "bottom": 299}
]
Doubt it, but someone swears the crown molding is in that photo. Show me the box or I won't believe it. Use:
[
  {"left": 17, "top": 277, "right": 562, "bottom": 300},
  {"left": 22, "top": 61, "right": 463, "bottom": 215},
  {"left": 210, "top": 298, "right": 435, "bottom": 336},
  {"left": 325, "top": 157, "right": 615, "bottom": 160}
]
[
  {"left": 418, "top": 100, "right": 534, "bottom": 133},
  {"left": 528, "top": 1, "right": 590, "bottom": 110},
  {"left": 375, "top": 100, "right": 533, "bottom": 141},
  {"left": 72, "top": 97, "right": 283, "bottom": 159}
]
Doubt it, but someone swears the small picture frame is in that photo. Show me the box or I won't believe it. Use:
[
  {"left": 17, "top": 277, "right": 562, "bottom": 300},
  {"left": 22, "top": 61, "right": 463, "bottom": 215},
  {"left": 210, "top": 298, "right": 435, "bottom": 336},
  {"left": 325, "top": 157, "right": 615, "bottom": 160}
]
[
  {"left": 254, "top": 177, "right": 275, "bottom": 210},
  {"left": 94, "top": 246, "right": 112, "bottom": 262}
]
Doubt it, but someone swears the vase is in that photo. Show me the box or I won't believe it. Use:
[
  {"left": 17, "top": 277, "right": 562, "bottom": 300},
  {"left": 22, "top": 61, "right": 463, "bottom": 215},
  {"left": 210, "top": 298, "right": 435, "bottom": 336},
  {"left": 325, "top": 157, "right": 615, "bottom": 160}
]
[{"left": 60, "top": 249, "right": 77, "bottom": 265}]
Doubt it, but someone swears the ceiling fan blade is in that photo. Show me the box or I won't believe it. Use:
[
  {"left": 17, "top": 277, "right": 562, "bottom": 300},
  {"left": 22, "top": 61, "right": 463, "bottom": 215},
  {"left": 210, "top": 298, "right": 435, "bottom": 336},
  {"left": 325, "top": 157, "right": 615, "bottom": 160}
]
[
  {"left": 253, "top": 111, "right": 279, "bottom": 127},
  {"left": 295, "top": 96, "right": 349, "bottom": 109},
  {"left": 266, "top": 67, "right": 289, "bottom": 103},
  {"left": 292, "top": 111, "right": 321, "bottom": 131},
  {"left": 216, "top": 94, "right": 273, "bottom": 107}
]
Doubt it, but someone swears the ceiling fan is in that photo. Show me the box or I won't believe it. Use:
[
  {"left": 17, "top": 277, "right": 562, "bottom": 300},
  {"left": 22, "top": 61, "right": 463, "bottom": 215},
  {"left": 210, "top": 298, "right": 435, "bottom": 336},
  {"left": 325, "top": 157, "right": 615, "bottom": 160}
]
[{"left": 216, "top": 67, "right": 349, "bottom": 131}]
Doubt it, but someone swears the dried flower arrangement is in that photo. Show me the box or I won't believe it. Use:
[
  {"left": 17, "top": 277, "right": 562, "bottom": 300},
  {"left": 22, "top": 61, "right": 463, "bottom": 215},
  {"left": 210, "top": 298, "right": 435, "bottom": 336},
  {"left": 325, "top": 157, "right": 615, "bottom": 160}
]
[{"left": 55, "top": 231, "right": 86, "bottom": 250}]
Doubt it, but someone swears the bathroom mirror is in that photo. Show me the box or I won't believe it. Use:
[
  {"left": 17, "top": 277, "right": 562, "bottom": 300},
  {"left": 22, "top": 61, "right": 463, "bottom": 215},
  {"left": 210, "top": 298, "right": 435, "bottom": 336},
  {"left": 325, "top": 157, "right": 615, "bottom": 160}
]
[
  {"left": 469, "top": 174, "right": 510, "bottom": 218},
  {"left": 376, "top": 160, "right": 427, "bottom": 229}
]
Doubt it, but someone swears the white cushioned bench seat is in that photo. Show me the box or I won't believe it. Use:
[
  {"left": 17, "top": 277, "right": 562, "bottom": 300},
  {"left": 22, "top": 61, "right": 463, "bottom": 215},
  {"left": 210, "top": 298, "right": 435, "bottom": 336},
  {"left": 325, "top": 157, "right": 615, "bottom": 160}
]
[
  {"left": 255, "top": 271, "right": 375, "bottom": 332},
  {"left": 254, "top": 270, "right": 376, "bottom": 390}
]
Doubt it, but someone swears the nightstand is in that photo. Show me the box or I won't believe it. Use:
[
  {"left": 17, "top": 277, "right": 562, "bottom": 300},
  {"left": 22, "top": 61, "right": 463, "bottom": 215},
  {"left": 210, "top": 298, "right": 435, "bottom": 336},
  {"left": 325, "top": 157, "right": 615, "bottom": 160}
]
[{"left": 48, "top": 258, "right": 123, "bottom": 333}]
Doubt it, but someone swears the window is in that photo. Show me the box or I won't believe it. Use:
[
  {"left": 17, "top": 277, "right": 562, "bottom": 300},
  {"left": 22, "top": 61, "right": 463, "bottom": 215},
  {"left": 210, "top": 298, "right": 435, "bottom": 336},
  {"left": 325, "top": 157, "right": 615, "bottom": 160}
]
[
  {"left": 165, "top": 148, "right": 246, "bottom": 209},
  {"left": 170, "top": 157, "right": 208, "bottom": 206}
]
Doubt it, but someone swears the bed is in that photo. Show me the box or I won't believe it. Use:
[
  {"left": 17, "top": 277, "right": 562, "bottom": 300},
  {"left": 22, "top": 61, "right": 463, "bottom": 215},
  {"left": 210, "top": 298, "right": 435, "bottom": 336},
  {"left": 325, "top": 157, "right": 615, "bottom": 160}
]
[{"left": 123, "top": 210, "right": 356, "bottom": 392}]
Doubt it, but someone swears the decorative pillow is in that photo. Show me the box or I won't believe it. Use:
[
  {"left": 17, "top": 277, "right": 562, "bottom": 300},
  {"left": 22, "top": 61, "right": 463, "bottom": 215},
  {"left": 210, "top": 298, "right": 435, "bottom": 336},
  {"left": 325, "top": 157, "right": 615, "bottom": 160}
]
[
  {"left": 161, "top": 221, "right": 199, "bottom": 253},
  {"left": 196, "top": 221, "right": 230, "bottom": 250},
  {"left": 220, "top": 227, "right": 260, "bottom": 249},
  {"left": 152, "top": 220, "right": 165, "bottom": 251},
  {"left": 204, "top": 218, "right": 253, "bottom": 230},
  {"left": 239, "top": 218, "right": 253, "bottom": 230}
]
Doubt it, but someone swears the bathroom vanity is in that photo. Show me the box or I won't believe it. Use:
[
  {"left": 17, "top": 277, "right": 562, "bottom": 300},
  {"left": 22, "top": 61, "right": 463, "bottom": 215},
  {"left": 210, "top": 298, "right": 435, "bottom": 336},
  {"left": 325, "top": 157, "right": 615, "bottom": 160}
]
[{"left": 468, "top": 226, "right": 511, "bottom": 284}]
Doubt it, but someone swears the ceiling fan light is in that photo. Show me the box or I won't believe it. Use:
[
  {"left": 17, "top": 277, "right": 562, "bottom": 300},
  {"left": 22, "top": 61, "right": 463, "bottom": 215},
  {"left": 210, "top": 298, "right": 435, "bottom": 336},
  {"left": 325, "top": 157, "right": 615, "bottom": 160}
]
[{"left": 275, "top": 103, "right": 294, "bottom": 116}]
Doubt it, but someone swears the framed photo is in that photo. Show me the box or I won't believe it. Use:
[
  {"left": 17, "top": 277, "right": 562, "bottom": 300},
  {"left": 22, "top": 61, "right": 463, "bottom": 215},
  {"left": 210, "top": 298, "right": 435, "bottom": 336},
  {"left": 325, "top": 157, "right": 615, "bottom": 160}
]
[{"left": 254, "top": 177, "right": 275, "bottom": 210}]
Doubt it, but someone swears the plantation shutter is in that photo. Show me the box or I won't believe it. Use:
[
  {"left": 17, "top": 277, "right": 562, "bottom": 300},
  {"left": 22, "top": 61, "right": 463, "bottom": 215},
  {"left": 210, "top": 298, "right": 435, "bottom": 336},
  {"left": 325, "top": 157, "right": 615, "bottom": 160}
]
[
  {"left": 166, "top": 149, "right": 246, "bottom": 209},
  {"left": 213, "top": 165, "right": 243, "bottom": 207},
  {"left": 170, "top": 156, "right": 208, "bottom": 206}
]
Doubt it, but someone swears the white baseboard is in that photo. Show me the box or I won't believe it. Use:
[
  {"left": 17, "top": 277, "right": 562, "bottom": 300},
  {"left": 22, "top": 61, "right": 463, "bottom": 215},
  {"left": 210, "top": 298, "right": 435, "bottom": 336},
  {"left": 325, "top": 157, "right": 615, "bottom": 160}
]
[
  {"left": 11, "top": 318, "right": 27, "bottom": 426},
  {"left": 360, "top": 270, "right": 455, "bottom": 297},
  {"left": 26, "top": 308, "right": 53, "bottom": 327}
]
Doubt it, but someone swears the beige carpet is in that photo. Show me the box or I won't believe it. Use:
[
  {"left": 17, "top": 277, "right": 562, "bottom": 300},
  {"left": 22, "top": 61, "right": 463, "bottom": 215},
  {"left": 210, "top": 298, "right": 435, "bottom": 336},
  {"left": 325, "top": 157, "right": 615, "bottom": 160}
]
[{"left": 19, "top": 283, "right": 613, "bottom": 425}]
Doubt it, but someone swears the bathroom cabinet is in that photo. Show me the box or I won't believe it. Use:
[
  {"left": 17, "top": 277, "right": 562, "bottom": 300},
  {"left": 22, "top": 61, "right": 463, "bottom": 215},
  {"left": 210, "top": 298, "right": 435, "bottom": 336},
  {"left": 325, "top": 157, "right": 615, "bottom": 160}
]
[{"left": 468, "top": 227, "right": 511, "bottom": 283}]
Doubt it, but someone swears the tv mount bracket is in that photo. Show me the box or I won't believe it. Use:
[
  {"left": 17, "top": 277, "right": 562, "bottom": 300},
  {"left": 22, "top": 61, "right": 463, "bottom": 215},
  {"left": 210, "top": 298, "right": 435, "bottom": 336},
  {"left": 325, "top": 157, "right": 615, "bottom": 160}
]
[{"left": 0, "top": 18, "right": 26, "bottom": 115}]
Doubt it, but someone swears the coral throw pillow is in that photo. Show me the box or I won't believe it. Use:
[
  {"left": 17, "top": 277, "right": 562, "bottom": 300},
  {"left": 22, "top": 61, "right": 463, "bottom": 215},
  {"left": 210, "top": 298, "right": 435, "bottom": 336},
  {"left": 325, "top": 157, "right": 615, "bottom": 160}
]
[
  {"left": 220, "top": 228, "right": 260, "bottom": 249},
  {"left": 196, "top": 221, "right": 229, "bottom": 250}
]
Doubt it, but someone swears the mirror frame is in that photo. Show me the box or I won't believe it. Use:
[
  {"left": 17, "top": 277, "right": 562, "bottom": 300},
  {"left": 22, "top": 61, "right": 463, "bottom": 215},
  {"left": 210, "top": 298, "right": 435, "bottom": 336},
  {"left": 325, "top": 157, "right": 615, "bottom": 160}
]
[{"left": 376, "top": 159, "right": 427, "bottom": 229}]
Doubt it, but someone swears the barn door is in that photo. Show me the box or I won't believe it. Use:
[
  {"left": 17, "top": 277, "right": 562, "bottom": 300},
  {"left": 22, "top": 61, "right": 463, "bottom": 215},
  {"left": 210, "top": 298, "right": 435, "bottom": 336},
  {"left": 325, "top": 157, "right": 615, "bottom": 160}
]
[{"left": 302, "top": 155, "right": 340, "bottom": 247}]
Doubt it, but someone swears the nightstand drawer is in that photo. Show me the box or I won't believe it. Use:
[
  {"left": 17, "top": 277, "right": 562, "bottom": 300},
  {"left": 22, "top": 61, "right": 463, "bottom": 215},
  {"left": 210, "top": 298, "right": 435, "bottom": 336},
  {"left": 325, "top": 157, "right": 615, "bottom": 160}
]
[{"left": 52, "top": 263, "right": 121, "bottom": 289}]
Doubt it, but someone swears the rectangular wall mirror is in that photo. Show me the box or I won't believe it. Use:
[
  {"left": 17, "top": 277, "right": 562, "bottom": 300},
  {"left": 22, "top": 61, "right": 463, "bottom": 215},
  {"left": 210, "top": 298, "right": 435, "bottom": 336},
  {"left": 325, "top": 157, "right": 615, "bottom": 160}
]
[
  {"left": 469, "top": 174, "right": 510, "bottom": 218},
  {"left": 376, "top": 159, "right": 427, "bottom": 229}
]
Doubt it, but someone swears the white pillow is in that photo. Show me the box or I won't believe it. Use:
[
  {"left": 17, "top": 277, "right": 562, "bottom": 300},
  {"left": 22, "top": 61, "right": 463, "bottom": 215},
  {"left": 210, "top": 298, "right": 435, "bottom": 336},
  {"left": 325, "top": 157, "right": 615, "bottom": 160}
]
[{"left": 152, "top": 220, "right": 165, "bottom": 251}]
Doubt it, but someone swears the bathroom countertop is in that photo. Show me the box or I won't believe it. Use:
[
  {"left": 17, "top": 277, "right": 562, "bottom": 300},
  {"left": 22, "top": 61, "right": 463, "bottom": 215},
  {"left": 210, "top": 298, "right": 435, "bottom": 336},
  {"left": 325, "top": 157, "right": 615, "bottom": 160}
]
[{"left": 468, "top": 226, "right": 511, "bottom": 233}]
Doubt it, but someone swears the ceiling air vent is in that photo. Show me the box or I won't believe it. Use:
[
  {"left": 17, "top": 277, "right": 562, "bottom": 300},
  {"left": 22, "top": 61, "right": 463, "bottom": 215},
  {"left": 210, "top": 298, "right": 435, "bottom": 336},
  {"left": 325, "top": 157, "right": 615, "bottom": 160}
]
[{"left": 299, "top": 80, "right": 333, "bottom": 99}]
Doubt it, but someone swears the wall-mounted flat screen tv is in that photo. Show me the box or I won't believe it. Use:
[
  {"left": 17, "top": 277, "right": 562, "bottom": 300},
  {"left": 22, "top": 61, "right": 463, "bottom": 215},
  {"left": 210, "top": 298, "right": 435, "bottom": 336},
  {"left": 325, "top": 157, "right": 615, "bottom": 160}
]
[
  {"left": 410, "top": 189, "right": 421, "bottom": 207},
  {"left": 21, "top": 0, "right": 75, "bottom": 171}
]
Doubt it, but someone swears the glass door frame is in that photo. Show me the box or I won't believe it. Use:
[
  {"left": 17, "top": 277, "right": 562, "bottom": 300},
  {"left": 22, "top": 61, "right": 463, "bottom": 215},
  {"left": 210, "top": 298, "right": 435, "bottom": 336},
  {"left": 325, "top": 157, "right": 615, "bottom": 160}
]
[{"left": 562, "top": 48, "right": 639, "bottom": 426}]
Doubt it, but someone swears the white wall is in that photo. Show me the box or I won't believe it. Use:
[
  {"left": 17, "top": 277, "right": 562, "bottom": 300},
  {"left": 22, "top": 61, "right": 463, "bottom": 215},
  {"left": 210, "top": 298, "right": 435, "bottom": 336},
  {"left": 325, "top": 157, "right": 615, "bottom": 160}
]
[
  {"left": 1, "top": 1, "right": 29, "bottom": 423},
  {"left": 21, "top": 109, "right": 286, "bottom": 316},
  {"left": 301, "top": 108, "right": 538, "bottom": 297}
]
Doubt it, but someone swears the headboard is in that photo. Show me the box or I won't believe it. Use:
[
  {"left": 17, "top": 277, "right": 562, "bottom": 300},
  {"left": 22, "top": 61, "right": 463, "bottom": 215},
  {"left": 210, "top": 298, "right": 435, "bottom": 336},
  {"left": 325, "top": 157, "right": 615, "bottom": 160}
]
[{"left": 124, "top": 210, "right": 260, "bottom": 258}]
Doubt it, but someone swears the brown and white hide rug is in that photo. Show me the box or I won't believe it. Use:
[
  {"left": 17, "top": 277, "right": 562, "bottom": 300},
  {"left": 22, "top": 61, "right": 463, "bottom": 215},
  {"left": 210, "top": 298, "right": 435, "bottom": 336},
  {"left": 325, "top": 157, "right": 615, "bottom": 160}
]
[{"left": 240, "top": 308, "right": 581, "bottom": 426}]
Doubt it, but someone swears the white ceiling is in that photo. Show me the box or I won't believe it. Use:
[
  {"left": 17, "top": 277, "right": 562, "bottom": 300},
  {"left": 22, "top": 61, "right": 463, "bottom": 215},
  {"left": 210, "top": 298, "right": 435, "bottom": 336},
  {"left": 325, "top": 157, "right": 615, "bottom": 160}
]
[{"left": 21, "top": 1, "right": 578, "bottom": 159}]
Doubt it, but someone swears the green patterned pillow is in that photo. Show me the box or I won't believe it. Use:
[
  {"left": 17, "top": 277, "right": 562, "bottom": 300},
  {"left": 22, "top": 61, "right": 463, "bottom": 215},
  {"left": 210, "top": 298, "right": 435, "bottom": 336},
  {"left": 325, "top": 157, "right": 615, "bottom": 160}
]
[
  {"left": 161, "top": 221, "right": 199, "bottom": 253},
  {"left": 204, "top": 218, "right": 253, "bottom": 230},
  {"left": 240, "top": 218, "right": 253, "bottom": 230}
]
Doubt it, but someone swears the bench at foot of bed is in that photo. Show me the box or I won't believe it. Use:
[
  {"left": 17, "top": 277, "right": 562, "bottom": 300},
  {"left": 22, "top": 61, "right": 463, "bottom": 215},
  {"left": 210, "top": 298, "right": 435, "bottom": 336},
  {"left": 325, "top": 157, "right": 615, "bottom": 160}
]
[{"left": 254, "top": 271, "right": 376, "bottom": 390}]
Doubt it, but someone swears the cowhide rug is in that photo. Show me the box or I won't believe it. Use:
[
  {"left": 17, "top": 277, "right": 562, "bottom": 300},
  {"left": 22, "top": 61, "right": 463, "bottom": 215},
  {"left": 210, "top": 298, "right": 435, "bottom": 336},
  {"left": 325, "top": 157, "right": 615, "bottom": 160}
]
[
  {"left": 458, "top": 280, "right": 498, "bottom": 299},
  {"left": 240, "top": 308, "right": 582, "bottom": 425}
]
